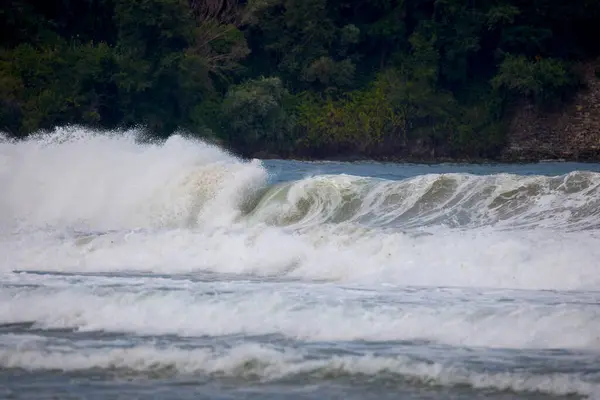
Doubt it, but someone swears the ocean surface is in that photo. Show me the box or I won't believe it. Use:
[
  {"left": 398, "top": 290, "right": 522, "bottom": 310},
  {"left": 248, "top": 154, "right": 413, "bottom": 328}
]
[{"left": 1, "top": 127, "right": 600, "bottom": 399}]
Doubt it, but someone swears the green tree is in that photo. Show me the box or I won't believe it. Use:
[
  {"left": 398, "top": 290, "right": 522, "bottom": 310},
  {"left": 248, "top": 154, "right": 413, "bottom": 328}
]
[{"left": 222, "top": 77, "right": 295, "bottom": 155}]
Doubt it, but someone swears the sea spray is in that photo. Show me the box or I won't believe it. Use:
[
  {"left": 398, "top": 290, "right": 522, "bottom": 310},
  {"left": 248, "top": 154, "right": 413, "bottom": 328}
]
[{"left": 0, "top": 126, "right": 268, "bottom": 231}]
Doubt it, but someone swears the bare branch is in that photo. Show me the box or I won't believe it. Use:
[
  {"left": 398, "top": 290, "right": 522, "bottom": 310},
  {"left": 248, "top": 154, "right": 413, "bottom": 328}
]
[
  {"left": 189, "top": 0, "right": 241, "bottom": 25},
  {"left": 187, "top": 0, "right": 249, "bottom": 75}
]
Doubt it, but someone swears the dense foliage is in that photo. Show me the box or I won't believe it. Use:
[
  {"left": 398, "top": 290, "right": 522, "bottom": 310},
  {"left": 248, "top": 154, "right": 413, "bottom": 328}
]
[{"left": 1, "top": 0, "right": 600, "bottom": 159}]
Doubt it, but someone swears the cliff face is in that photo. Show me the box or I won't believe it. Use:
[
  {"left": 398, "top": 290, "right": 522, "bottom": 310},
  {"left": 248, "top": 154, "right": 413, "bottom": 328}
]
[{"left": 503, "top": 63, "right": 600, "bottom": 162}]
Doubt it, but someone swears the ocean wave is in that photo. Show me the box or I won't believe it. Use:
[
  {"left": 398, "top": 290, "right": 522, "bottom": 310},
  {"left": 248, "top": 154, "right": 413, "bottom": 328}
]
[
  {"left": 3, "top": 225, "right": 600, "bottom": 290},
  {"left": 0, "top": 342, "right": 597, "bottom": 397},
  {"left": 2, "top": 126, "right": 600, "bottom": 232},
  {"left": 245, "top": 171, "right": 600, "bottom": 230},
  {"left": 2, "top": 128, "right": 600, "bottom": 290},
  {"left": 1, "top": 281, "right": 600, "bottom": 348},
  {"left": 0, "top": 126, "right": 267, "bottom": 231}
]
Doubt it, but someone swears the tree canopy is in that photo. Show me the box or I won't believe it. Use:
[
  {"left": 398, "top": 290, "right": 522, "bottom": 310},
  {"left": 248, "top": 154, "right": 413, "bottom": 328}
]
[{"left": 1, "top": 0, "right": 599, "bottom": 159}]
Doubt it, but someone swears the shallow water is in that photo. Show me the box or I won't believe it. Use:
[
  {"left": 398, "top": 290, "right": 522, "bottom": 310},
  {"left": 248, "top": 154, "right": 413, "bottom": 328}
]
[{"left": 1, "top": 127, "right": 600, "bottom": 399}]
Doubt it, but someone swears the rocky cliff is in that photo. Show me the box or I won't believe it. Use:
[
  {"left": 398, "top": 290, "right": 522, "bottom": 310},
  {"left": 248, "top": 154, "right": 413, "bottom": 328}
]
[{"left": 503, "top": 63, "right": 600, "bottom": 162}]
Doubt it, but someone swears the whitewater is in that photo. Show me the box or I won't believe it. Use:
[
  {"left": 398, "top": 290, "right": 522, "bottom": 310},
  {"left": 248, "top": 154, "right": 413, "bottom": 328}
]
[{"left": 1, "top": 126, "right": 600, "bottom": 399}]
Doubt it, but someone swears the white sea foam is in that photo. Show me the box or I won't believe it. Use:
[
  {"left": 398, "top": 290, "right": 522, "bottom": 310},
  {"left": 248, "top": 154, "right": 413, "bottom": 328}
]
[
  {"left": 1, "top": 281, "right": 599, "bottom": 350},
  {"left": 2, "top": 226, "right": 600, "bottom": 290},
  {"left": 0, "top": 341, "right": 597, "bottom": 397}
]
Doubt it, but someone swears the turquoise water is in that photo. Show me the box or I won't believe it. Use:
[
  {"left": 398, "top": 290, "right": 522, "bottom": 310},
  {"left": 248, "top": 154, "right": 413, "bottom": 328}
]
[{"left": 1, "top": 128, "right": 600, "bottom": 399}]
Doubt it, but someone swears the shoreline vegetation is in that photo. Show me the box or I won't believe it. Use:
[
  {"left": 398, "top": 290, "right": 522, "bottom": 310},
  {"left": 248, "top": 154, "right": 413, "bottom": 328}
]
[{"left": 2, "top": 0, "right": 600, "bottom": 163}]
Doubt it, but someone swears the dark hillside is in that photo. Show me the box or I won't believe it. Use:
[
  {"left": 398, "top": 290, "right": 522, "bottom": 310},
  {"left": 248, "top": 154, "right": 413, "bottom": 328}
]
[{"left": 2, "top": 0, "right": 600, "bottom": 161}]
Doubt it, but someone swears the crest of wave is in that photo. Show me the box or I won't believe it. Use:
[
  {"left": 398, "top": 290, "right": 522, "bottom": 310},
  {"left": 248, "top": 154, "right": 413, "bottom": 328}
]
[
  {"left": 0, "top": 126, "right": 267, "bottom": 231},
  {"left": 247, "top": 171, "right": 600, "bottom": 230}
]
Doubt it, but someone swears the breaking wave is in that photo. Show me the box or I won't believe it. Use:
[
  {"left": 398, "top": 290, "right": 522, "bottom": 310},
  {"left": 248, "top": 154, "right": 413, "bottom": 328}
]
[
  {"left": 2, "top": 126, "right": 600, "bottom": 233},
  {"left": 2, "top": 127, "right": 600, "bottom": 290},
  {"left": 0, "top": 127, "right": 267, "bottom": 231},
  {"left": 247, "top": 171, "right": 600, "bottom": 230}
]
